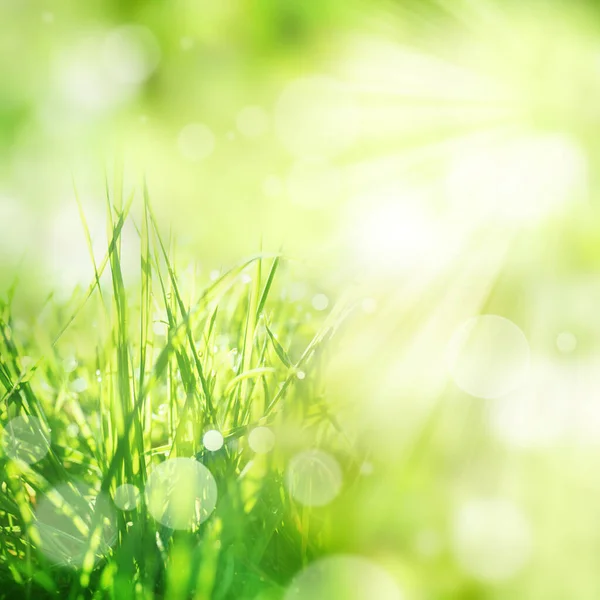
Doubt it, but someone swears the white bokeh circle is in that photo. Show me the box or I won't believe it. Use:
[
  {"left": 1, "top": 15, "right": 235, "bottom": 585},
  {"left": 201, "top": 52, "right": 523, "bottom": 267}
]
[
  {"left": 2, "top": 415, "right": 51, "bottom": 464},
  {"left": 203, "top": 429, "right": 224, "bottom": 452},
  {"left": 70, "top": 377, "right": 88, "bottom": 393},
  {"left": 284, "top": 555, "right": 402, "bottom": 600},
  {"left": 452, "top": 498, "right": 532, "bottom": 582},
  {"left": 177, "top": 123, "right": 216, "bottom": 162},
  {"left": 447, "top": 315, "right": 530, "bottom": 399},
  {"left": 103, "top": 25, "right": 160, "bottom": 85},
  {"left": 286, "top": 450, "right": 342, "bottom": 507},
  {"left": 311, "top": 294, "right": 329, "bottom": 311},
  {"left": 556, "top": 331, "right": 577, "bottom": 354},
  {"left": 35, "top": 482, "right": 117, "bottom": 568},
  {"left": 114, "top": 483, "right": 141, "bottom": 511},
  {"left": 248, "top": 427, "right": 275, "bottom": 454},
  {"left": 145, "top": 458, "right": 218, "bottom": 529}
]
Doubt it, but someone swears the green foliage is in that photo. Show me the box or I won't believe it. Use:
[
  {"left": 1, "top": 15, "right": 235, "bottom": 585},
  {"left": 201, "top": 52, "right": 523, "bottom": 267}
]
[{"left": 0, "top": 189, "right": 351, "bottom": 599}]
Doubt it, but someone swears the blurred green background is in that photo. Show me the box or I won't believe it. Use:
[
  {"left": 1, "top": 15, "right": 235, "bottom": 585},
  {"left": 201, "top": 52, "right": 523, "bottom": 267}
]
[
  {"left": 2, "top": 0, "right": 600, "bottom": 291},
  {"left": 4, "top": 0, "right": 600, "bottom": 598}
]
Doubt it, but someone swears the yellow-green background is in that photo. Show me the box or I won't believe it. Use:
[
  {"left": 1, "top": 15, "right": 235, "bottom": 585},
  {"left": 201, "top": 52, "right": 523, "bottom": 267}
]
[{"left": 3, "top": 0, "right": 600, "bottom": 598}]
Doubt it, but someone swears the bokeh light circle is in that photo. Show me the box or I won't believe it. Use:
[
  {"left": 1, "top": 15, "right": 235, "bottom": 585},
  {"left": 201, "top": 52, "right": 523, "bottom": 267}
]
[
  {"left": 286, "top": 450, "right": 342, "bottom": 506},
  {"left": 274, "top": 76, "right": 358, "bottom": 159},
  {"left": 311, "top": 294, "right": 329, "bottom": 311},
  {"left": 284, "top": 555, "right": 402, "bottom": 600},
  {"left": 447, "top": 315, "right": 530, "bottom": 399},
  {"left": 177, "top": 123, "right": 215, "bottom": 162},
  {"left": 556, "top": 331, "right": 577, "bottom": 354},
  {"left": 103, "top": 25, "right": 160, "bottom": 85},
  {"left": 63, "top": 356, "right": 78, "bottom": 373},
  {"left": 452, "top": 498, "right": 532, "bottom": 582},
  {"left": 203, "top": 429, "right": 224, "bottom": 451},
  {"left": 35, "top": 482, "right": 117, "bottom": 568},
  {"left": 145, "top": 457, "right": 218, "bottom": 529},
  {"left": 248, "top": 426, "right": 275, "bottom": 454},
  {"left": 2, "top": 415, "right": 51, "bottom": 464},
  {"left": 70, "top": 377, "right": 88, "bottom": 393},
  {"left": 114, "top": 483, "right": 141, "bottom": 511}
]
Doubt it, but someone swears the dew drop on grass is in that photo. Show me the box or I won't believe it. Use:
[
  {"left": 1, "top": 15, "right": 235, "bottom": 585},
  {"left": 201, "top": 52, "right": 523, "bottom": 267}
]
[
  {"left": 296, "top": 370, "right": 306, "bottom": 380},
  {"left": 447, "top": 315, "right": 530, "bottom": 399},
  {"left": 145, "top": 458, "right": 218, "bottom": 530},
  {"left": 114, "top": 483, "right": 141, "bottom": 511},
  {"left": 286, "top": 449, "right": 342, "bottom": 507},
  {"left": 203, "top": 429, "right": 224, "bottom": 451},
  {"left": 248, "top": 427, "right": 275, "bottom": 454},
  {"left": 2, "top": 415, "right": 51, "bottom": 464},
  {"left": 284, "top": 555, "right": 402, "bottom": 600}
]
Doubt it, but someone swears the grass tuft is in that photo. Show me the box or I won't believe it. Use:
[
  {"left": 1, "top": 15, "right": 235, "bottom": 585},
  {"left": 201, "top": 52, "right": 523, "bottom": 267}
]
[{"left": 0, "top": 186, "right": 353, "bottom": 599}]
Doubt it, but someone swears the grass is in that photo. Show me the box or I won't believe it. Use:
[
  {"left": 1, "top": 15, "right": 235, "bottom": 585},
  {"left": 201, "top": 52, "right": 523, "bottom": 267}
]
[{"left": 0, "top": 183, "right": 355, "bottom": 599}]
